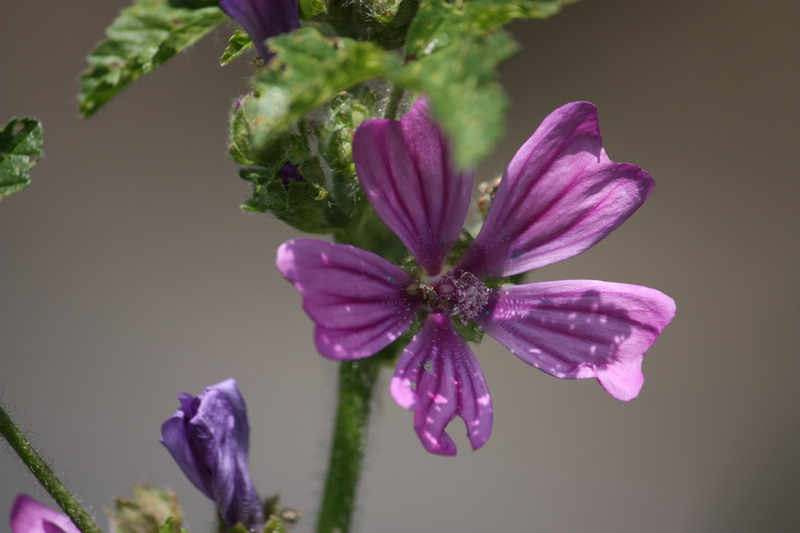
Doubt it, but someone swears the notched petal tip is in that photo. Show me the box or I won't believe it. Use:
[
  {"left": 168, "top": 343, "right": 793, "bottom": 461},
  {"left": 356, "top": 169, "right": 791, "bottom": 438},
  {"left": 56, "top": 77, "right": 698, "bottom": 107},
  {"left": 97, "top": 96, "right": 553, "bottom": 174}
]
[
  {"left": 460, "top": 101, "right": 656, "bottom": 278},
  {"left": 277, "top": 239, "right": 418, "bottom": 360},
  {"left": 478, "top": 281, "right": 675, "bottom": 401},
  {"left": 392, "top": 314, "right": 494, "bottom": 456}
]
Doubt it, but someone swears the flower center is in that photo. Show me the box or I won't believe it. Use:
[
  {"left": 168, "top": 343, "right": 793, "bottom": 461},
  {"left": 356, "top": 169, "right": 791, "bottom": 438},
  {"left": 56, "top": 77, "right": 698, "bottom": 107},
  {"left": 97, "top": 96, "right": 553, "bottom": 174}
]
[{"left": 406, "top": 271, "right": 490, "bottom": 323}]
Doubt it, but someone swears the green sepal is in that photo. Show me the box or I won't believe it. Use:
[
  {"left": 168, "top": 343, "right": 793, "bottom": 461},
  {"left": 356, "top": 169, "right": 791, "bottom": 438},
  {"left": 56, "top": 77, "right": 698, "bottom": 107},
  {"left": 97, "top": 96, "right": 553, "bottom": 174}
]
[
  {"left": 262, "top": 517, "right": 289, "bottom": 533},
  {"left": 221, "top": 30, "right": 255, "bottom": 66},
  {"left": 110, "top": 485, "right": 184, "bottom": 533},
  {"left": 454, "top": 318, "right": 486, "bottom": 344},
  {"left": 78, "top": 0, "right": 227, "bottom": 117},
  {"left": 243, "top": 28, "right": 400, "bottom": 152},
  {"left": 300, "top": 0, "right": 329, "bottom": 19},
  {"left": 311, "top": 0, "right": 419, "bottom": 49},
  {"left": 239, "top": 166, "right": 333, "bottom": 234},
  {"left": 232, "top": 95, "right": 335, "bottom": 233},
  {"left": 0, "top": 117, "right": 43, "bottom": 199},
  {"left": 312, "top": 87, "right": 381, "bottom": 231},
  {"left": 159, "top": 518, "right": 187, "bottom": 533}
]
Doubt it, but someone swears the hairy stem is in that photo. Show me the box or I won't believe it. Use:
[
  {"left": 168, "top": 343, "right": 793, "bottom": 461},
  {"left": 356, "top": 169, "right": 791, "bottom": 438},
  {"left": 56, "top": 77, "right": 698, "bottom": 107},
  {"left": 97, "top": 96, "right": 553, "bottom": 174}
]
[
  {"left": 315, "top": 355, "right": 386, "bottom": 533},
  {"left": 383, "top": 86, "right": 406, "bottom": 120},
  {"left": 0, "top": 404, "right": 102, "bottom": 533}
]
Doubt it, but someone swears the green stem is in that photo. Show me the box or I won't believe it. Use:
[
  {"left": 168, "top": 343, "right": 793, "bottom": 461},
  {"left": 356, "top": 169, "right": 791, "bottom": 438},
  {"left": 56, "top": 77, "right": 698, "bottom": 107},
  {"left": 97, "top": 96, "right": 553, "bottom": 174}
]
[
  {"left": 0, "top": 404, "right": 102, "bottom": 533},
  {"left": 383, "top": 86, "right": 406, "bottom": 120},
  {"left": 315, "top": 355, "right": 386, "bottom": 533}
]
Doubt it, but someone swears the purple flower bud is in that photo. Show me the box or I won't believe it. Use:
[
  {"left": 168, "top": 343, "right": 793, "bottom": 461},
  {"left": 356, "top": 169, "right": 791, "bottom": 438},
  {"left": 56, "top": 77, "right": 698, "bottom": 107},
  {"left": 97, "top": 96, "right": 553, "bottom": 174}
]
[
  {"left": 219, "top": 0, "right": 300, "bottom": 61},
  {"left": 9, "top": 495, "right": 79, "bottom": 533},
  {"left": 278, "top": 162, "right": 305, "bottom": 188},
  {"left": 160, "top": 378, "right": 263, "bottom": 529}
]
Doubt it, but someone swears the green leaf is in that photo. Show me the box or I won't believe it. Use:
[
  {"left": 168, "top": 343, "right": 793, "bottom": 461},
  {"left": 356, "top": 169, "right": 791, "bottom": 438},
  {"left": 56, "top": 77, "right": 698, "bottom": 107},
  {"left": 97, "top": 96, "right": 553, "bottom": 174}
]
[
  {"left": 392, "top": 29, "right": 517, "bottom": 168},
  {"left": 78, "top": 0, "right": 228, "bottom": 117},
  {"left": 0, "top": 117, "right": 43, "bottom": 199},
  {"left": 405, "top": 0, "right": 575, "bottom": 57},
  {"left": 243, "top": 28, "right": 400, "bottom": 151},
  {"left": 220, "top": 30, "right": 254, "bottom": 66}
]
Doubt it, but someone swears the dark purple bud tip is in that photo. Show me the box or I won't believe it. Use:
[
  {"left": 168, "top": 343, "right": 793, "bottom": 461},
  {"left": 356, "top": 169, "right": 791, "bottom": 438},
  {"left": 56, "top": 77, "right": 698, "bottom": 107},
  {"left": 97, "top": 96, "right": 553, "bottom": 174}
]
[
  {"left": 279, "top": 162, "right": 305, "bottom": 188},
  {"left": 219, "top": 0, "right": 300, "bottom": 61}
]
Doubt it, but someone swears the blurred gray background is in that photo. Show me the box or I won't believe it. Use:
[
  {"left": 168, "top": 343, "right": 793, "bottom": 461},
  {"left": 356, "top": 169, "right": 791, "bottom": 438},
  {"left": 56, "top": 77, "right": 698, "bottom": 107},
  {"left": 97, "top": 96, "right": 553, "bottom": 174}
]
[{"left": 2, "top": 1, "right": 798, "bottom": 532}]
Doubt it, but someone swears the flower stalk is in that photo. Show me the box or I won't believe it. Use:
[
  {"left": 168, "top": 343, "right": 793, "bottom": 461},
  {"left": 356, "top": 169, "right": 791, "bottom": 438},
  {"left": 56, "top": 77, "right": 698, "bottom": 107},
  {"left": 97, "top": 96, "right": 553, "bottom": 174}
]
[
  {"left": 315, "top": 352, "right": 390, "bottom": 533},
  {"left": 0, "top": 404, "right": 102, "bottom": 533}
]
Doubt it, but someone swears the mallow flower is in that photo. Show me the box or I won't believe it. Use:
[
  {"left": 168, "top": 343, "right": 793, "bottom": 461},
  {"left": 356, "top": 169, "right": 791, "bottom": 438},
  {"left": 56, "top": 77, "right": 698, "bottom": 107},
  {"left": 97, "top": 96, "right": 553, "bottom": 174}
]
[
  {"left": 277, "top": 99, "right": 676, "bottom": 455},
  {"left": 160, "top": 378, "right": 263, "bottom": 529},
  {"left": 220, "top": 0, "right": 300, "bottom": 61},
  {"left": 9, "top": 495, "right": 79, "bottom": 533}
]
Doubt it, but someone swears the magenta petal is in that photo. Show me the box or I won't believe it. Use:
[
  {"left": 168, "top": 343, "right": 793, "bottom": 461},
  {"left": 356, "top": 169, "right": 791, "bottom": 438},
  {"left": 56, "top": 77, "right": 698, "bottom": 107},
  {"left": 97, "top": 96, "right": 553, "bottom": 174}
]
[
  {"left": 353, "top": 98, "right": 472, "bottom": 276},
  {"left": 459, "top": 102, "right": 655, "bottom": 279},
  {"left": 475, "top": 281, "right": 675, "bottom": 401},
  {"left": 10, "top": 495, "right": 80, "bottom": 533},
  {"left": 391, "top": 313, "right": 493, "bottom": 455},
  {"left": 276, "top": 239, "right": 418, "bottom": 359}
]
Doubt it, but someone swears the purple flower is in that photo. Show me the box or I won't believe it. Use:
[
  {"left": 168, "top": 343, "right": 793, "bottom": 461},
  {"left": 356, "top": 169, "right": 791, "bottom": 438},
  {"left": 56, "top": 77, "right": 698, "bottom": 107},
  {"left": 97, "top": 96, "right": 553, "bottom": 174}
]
[
  {"left": 160, "top": 378, "right": 263, "bottom": 528},
  {"left": 9, "top": 495, "right": 79, "bottom": 533},
  {"left": 276, "top": 100, "right": 676, "bottom": 455},
  {"left": 220, "top": 0, "right": 300, "bottom": 60}
]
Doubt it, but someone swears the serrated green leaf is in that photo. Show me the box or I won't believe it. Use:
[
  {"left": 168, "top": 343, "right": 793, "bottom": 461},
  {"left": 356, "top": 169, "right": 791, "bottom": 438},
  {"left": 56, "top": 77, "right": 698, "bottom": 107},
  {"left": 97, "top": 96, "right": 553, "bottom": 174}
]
[
  {"left": 0, "top": 117, "right": 43, "bottom": 199},
  {"left": 244, "top": 28, "right": 400, "bottom": 150},
  {"left": 405, "top": 0, "right": 575, "bottom": 57},
  {"left": 393, "top": 29, "right": 517, "bottom": 168},
  {"left": 220, "top": 30, "right": 254, "bottom": 66},
  {"left": 78, "top": 0, "right": 227, "bottom": 117}
]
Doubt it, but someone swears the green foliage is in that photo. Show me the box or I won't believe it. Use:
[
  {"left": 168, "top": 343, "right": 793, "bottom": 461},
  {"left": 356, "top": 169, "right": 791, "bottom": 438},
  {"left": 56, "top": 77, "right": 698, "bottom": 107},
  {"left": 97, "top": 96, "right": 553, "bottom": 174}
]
[
  {"left": 220, "top": 30, "right": 254, "bottom": 66},
  {"left": 405, "top": 0, "right": 574, "bottom": 57},
  {"left": 244, "top": 28, "right": 400, "bottom": 151},
  {"left": 78, "top": 0, "right": 227, "bottom": 117},
  {"left": 0, "top": 117, "right": 43, "bottom": 199}
]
